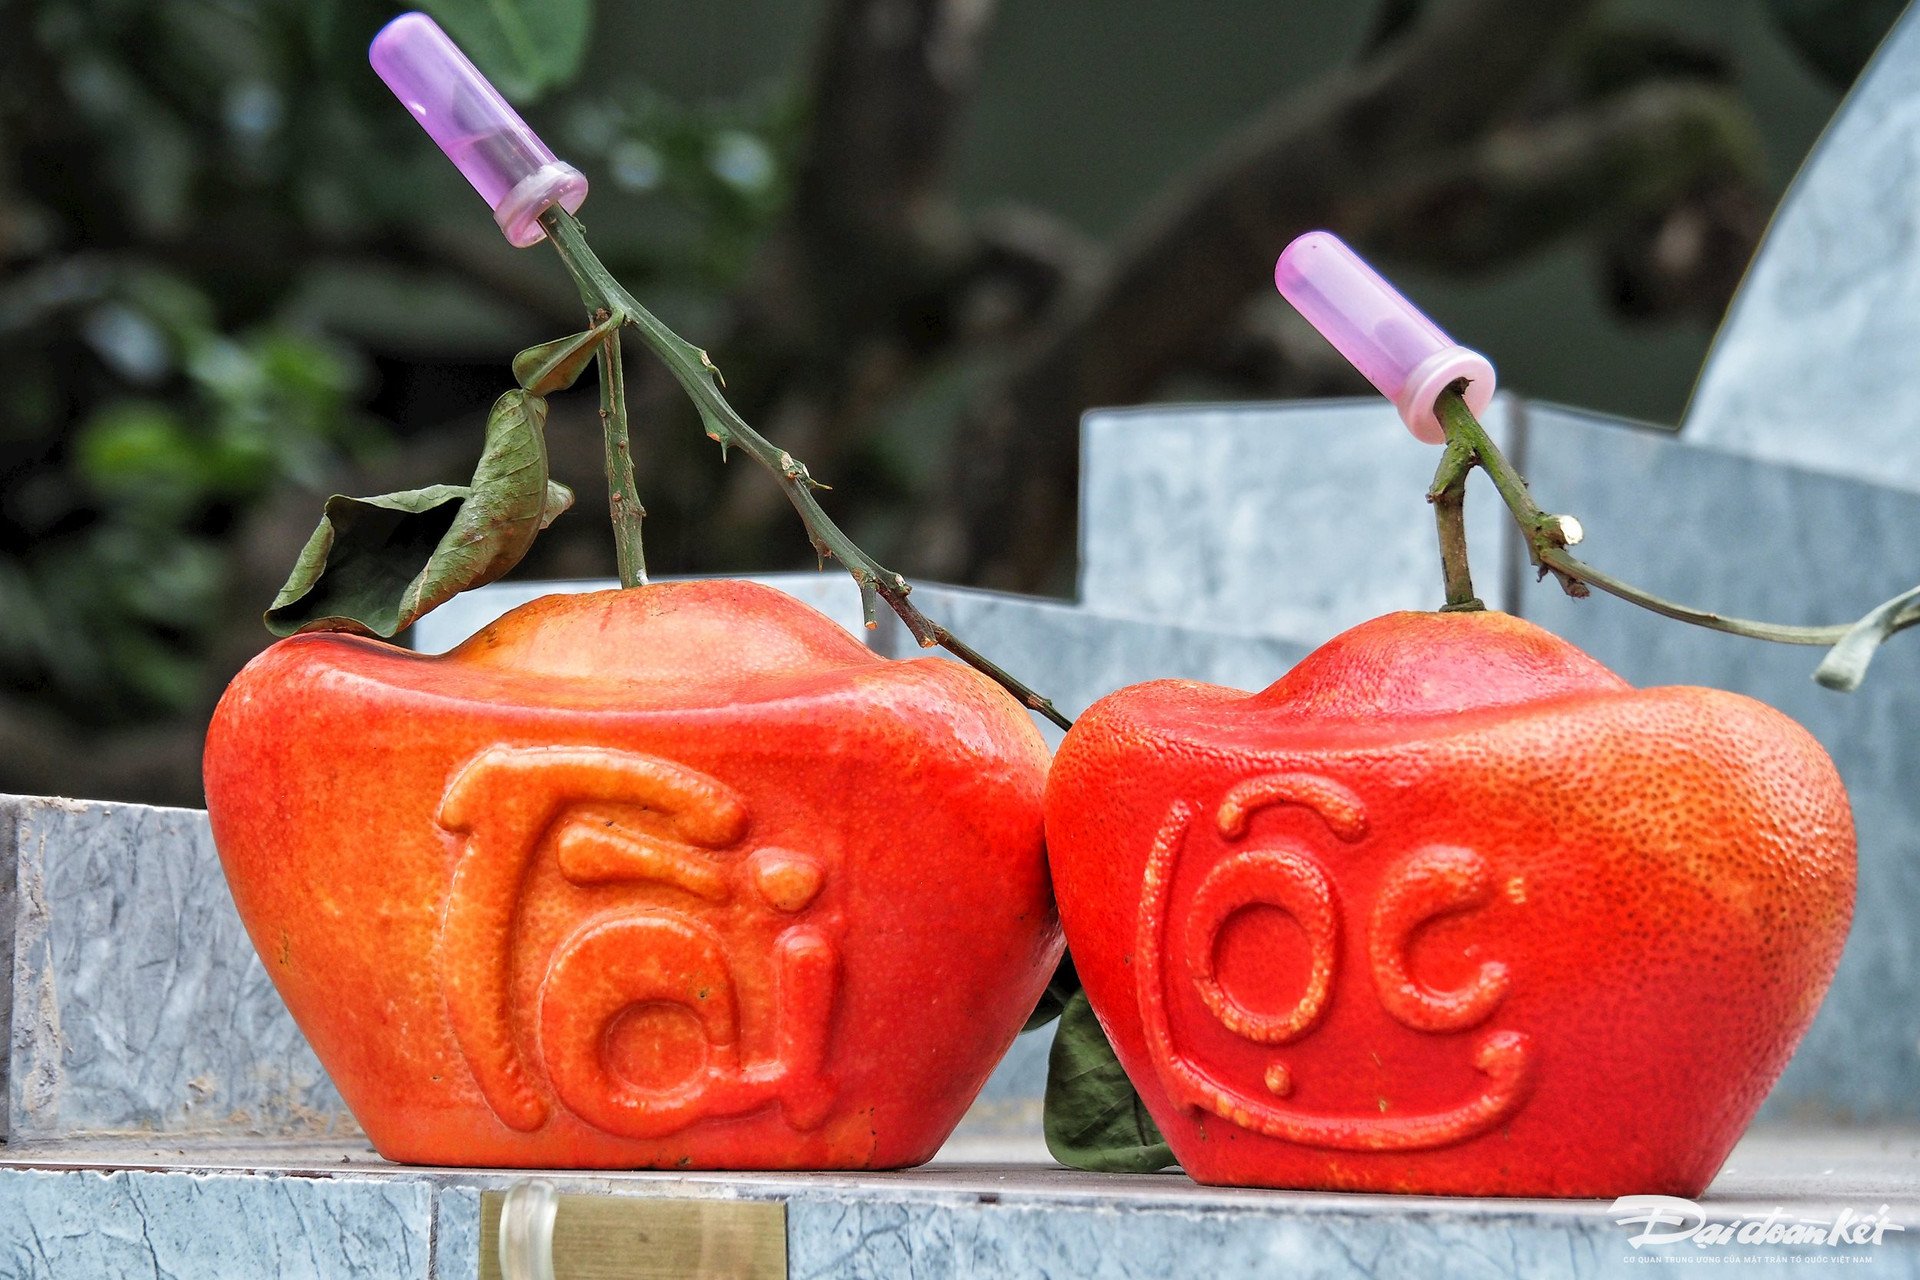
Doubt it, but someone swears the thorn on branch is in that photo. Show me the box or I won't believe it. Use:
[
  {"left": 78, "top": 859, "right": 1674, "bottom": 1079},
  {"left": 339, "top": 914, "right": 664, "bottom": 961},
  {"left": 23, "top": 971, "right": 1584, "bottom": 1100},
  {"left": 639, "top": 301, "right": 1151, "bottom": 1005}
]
[
  {"left": 1537, "top": 562, "right": 1590, "bottom": 597},
  {"left": 777, "top": 451, "right": 832, "bottom": 492}
]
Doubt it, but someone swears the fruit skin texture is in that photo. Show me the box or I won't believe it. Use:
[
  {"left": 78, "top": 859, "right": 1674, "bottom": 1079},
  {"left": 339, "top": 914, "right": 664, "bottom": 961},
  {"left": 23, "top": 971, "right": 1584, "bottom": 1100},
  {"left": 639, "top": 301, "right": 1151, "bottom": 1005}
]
[
  {"left": 204, "top": 580, "right": 1058, "bottom": 1169},
  {"left": 1045, "top": 610, "right": 1854, "bottom": 1198}
]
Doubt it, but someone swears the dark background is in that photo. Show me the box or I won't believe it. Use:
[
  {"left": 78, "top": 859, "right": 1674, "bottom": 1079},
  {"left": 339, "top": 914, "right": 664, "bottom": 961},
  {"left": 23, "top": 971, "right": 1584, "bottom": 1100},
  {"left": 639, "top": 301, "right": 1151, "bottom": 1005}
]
[{"left": 0, "top": 0, "right": 1901, "bottom": 804}]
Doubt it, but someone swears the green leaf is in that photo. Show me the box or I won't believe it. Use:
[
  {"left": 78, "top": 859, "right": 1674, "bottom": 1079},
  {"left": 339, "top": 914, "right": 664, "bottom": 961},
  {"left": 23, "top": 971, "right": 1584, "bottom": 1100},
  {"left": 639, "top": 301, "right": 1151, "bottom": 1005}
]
[
  {"left": 1043, "top": 990, "right": 1173, "bottom": 1173},
  {"left": 264, "top": 486, "right": 469, "bottom": 636},
  {"left": 265, "top": 390, "right": 570, "bottom": 637},
  {"left": 513, "top": 322, "right": 617, "bottom": 396},
  {"left": 422, "top": 0, "right": 592, "bottom": 101},
  {"left": 1813, "top": 583, "right": 1920, "bottom": 691},
  {"left": 1023, "top": 951, "right": 1081, "bottom": 1033}
]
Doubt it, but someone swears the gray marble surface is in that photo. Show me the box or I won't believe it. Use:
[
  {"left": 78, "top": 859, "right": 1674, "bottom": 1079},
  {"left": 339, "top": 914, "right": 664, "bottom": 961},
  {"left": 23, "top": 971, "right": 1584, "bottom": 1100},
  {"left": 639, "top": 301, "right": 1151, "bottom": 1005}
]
[
  {"left": 960, "top": 1030, "right": 1049, "bottom": 1135},
  {"left": 2, "top": 796, "right": 352, "bottom": 1140},
  {"left": 0, "top": 1167, "right": 432, "bottom": 1279},
  {"left": 433, "top": 1186, "right": 481, "bottom": 1280},
  {"left": 1077, "top": 397, "right": 1520, "bottom": 637},
  {"left": 780, "top": 1198, "right": 1665, "bottom": 1280},
  {"left": 872, "top": 584, "right": 1310, "bottom": 747},
  {"left": 0, "top": 802, "right": 14, "bottom": 1137},
  {"left": 1684, "top": 3, "right": 1920, "bottom": 491},
  {"left": 5, "top": 1129, "right": 1920, "bottom": 1279},
  {"left": 1517, "top": 404, "right": 1920, "bottom": 1120}
]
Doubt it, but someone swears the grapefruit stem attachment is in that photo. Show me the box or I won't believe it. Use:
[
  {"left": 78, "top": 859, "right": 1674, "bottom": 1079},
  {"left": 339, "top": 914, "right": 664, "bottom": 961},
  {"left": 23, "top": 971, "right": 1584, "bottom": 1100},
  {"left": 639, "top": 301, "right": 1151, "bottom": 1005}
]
[
  {"left": 1432, "top": 388, "right": 1920, "bottom": 688},
  {"left": 1426, "top": 434, "right": 1484, "bottom": 612},
  {"left": 593, "top": 316, "right": 646, "bottom": 588}
]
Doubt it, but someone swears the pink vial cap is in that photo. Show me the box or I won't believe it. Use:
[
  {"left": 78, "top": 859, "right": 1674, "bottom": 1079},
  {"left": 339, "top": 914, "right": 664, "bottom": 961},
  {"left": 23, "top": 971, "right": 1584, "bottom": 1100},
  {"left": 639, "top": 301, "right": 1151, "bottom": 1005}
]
[
  {"left": 1274, "top": 231, "right": 1494, "bottom": 443},
  {"left": 369, "top": 12, "right": 587, "bottom": 247}
]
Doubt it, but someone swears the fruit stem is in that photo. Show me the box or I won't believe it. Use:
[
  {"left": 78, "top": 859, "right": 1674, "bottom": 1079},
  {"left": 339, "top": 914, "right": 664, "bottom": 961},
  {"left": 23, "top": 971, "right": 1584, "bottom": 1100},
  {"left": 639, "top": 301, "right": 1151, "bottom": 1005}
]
[
  {"left": 1427, "top": 433, "right": 1484, "bottom": 611},
  {"left": 1434, "top": 389, "right": 1920, "bottom": 688},
  {"left": 538, "top": 206, "right": 1071, "bottom": 729},
  {"left": 595, "top": 320, "right": 647, "bottom": 588}
]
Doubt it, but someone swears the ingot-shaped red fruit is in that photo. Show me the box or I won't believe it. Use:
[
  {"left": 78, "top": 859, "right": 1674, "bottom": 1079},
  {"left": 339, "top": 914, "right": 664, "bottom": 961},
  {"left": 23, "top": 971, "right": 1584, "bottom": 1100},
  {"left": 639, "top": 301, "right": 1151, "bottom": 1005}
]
[
  {"left": 1045, "top": 610, "right": 1854, "bottom": 1197},
  {"left": 205, "top": 581, "right": 1058, "bottom": 1168}
]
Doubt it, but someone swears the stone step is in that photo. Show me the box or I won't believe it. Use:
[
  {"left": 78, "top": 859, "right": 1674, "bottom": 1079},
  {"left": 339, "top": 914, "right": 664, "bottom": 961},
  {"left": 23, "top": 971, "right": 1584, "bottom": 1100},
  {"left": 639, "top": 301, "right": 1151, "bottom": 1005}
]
[
  {"left": 1076, "top": 395, "right": 1522, "bottom": 634},
  {"left": 2, "top": 794, "right": 348, "bottom": 1143},
  {"left": 2, "top": 1129, "right": 1917, "bottom": 1278}
]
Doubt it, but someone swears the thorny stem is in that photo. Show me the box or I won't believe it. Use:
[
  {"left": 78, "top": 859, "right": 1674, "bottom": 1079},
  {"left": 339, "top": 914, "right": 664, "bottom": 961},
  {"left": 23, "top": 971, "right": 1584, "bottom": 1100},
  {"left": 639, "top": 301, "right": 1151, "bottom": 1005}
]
[
  {"left": 1432, "top": 388, "right": 1920, "bottom": 683},
  {"left": 596, "top": 322, "right": 647, "bottom": 588},
  {"left": 1427, "top": 437, "right": 1483, "bottom": 611},
  {"left": 540, "top": 206, "right": 1071, "bottom": 729}
]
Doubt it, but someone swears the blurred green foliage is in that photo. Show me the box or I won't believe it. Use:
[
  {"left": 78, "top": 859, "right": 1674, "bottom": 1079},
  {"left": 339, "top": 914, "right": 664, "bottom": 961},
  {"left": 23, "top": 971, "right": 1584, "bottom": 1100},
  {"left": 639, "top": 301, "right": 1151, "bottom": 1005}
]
[
  {"left": 2, "top": 0, "right": 388, "bottom": 723},
  {"left": 0, "top": 0, "right": 805, "bottom": 730},
  {"left": 0, "top": 264, "right": 370, "bottom": 724}
]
